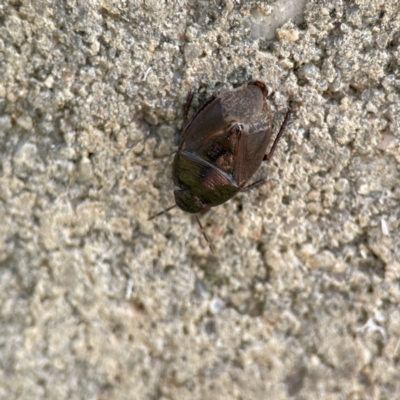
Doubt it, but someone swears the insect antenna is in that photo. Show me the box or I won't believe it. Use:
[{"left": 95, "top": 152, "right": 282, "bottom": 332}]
[
  {"left": 183, "top": 90, "right": 195, "bottom": 125},
  {"left": 148, "top": 204, "right": 177, "bottom": 221},
  {"left": 196, "top": 214, "right": 215, "bottom": 255}
]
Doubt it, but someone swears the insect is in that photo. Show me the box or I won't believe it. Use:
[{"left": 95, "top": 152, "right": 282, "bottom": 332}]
[{"left": 151, "top": 80, "right": 292, "bottom": 252}]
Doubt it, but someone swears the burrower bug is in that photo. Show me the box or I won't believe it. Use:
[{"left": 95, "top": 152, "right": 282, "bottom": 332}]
[{"left": 150, "top": 80, "right": 292, "bottom": 252}]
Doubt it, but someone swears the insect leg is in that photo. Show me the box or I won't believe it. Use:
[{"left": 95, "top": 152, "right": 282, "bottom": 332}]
[
  {"left": 240, "top": 178, "right": 271, "bottom": 192},
  {"left": 263, "top": 108, "right": 292, "bottom": 161},
  {"left": 196, "top": 214, "right": 215, "bottom": 255},
  {"left": 183, "top": 90, "right": 195, "bottom": 126},
  {"left": 148, "top": 204, "right": 177, "bottom": 220}
]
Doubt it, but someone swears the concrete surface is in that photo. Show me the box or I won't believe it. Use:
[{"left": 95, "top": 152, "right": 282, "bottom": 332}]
[{"left": 0, "top": 0, "right": 399, "bottom": 399}]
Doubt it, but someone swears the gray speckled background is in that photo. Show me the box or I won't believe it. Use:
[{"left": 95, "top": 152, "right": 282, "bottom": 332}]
[{"left": 1, "top": 0, "right": 400, "bottom": 399}]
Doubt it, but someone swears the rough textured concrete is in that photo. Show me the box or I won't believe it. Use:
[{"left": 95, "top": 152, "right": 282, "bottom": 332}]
[{"left": 0, "top": 0, "right": 399, "bottom": 399}]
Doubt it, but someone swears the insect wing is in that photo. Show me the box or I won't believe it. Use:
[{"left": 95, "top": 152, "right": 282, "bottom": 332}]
[
  {"left": 180, "top": 96, "right": 230, "bottom": 153},
  {"left": 219, "top": 84, "right": 272, "bottom": 186},
  {"left": 233, "top": 124, "right": 270, "bottom": 186}
]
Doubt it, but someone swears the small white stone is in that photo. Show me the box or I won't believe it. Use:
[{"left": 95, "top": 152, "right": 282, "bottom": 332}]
[
  {"left": 78, "top": 157, "right": 94, "bottom": 182},
  {"left": 381, "top": 218, "right": 389, "bottom": 236},
  {"left": 44, "top": 75, "right": 54, "bottom": 89},
  {"left": 356, "top": 177, "right": 371, "bottom": 195},
  {"left": 377, "top": 134, "right": 396, "bottom": 151},
  {"left": 0, "top": 84, "right": 6, "bottom": 98},
  {"left": 277, "top": 27, "right": 299, "bottom": 42},
  {"left": 14, "top": 142, "right": 38, "bottom": 172},
  {"left": 209, "top": 297, "right": 224, "bottom": 314},
  {"left": 0, "top": 115, "right": 11, "bottom": 131},
  {"left": 334, "top": 178, "right": 349, "bottom": 193},
  {"left": 16, "top": 115, "right": 33, "bottom": 131}
]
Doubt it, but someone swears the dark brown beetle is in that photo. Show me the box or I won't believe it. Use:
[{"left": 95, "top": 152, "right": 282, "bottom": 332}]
[
  {"left": 151, "top": 80, "right": 291, "bottom": 251},
  {"left": 173, "top": 80, "right": 291, "bottom": 213}
]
